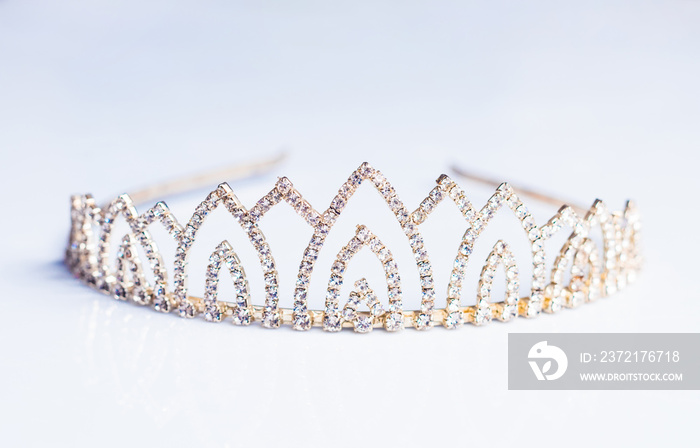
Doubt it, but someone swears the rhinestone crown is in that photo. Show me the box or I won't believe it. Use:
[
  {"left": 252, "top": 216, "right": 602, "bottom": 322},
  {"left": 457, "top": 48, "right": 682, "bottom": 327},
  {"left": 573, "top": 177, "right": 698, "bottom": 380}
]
[{"left": 66, "top": 161, "right": 642, "bottom": 332}]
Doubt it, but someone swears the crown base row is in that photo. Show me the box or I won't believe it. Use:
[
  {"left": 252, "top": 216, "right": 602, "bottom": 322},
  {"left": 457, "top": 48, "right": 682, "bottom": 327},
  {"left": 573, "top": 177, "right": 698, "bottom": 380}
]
[{"left": 70, "top": 263, "right": 638, "bottom": 332}]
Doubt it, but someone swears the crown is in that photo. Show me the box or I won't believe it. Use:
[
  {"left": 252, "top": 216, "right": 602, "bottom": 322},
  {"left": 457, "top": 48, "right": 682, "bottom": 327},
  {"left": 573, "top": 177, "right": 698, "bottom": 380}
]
[{"left": 66, "top": 160, "right": 642, "bottom": 333}]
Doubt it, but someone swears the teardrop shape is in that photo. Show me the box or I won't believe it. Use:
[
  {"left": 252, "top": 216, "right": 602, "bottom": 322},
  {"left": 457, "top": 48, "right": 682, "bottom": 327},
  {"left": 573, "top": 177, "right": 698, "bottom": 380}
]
[
  {"left": 93, "top": 194, "right": 178, "bottom": 313},
  {"left": 568, "top": 238, "right": 602, "bottom": 306},
  {"left": 338, "top": 279, "right": 386, "bottom": 333},
  {"left": 547, "top": 237, "right": 602, "bottom": 310},
  {"left": 478, "top": 240, "right": 520, "bottom": 323},
  {"left": 202, "top": 241, "right": 252, "bottom": 324},
  {"left": 113, "top": 234, "right": 152, "bottom": 305},
  {"left": 323, "top": 225, "right": 404, "bottom": 332},
  {"left": 445, "top": 240, "right": 519, "bottom": 328}
]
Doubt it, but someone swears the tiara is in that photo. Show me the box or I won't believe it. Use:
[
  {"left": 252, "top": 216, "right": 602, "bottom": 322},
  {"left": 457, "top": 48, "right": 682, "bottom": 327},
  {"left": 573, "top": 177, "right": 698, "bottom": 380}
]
[{"left": 66, "top": 156, "right": 642, "bottom": 332}]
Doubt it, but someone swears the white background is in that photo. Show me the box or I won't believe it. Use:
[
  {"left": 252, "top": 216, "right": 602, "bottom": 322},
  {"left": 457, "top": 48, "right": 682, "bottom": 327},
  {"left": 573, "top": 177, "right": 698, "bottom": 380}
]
[{"left": 1, "top": 1, "right": 699, "bottom": 447}]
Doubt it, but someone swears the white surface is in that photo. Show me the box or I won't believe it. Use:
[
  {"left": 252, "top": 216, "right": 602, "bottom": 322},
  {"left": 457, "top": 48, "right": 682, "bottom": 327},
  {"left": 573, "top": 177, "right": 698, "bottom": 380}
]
[{"left": 1, "top": 1, "right": 699, "bottom": 447}]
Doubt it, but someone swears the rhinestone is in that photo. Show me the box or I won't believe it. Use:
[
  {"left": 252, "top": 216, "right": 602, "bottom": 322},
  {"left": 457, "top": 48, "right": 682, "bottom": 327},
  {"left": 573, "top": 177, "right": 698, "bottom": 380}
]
[
  {"left": 205, "top": 306, "right": 222, "bottom": 322},
  {"left": 501, "top": 305, "right": 517, "bottom": 321},
  {"left": 388, "top": 287, "right": 402, "bottom": 302},
  {"left": 459, "top": 244, "right": 472, "bottom": 257},
  {"left": 342, "top": 307, "right": 357, "bottom": 322},
  {"left": 153, "top": 294, "right": 171, "bottom": 312},
  {"left": 326, "top": 289, "right": 339, "bottom": 302},
  {"left": 356, "top": 226, "right": 371, "bottom": 242},
  {"left": 113, "top": 284, "right": 126, "bottom": 300},
  {"left": 132, "top": 286, "right": 151, "bottom": 305},
  {"left": 370, "top": 302, "right": 385, "bottom": 317},
  {"left": 229, "top": 307, "right": 250, "bottom": 325},
  {"left": 385, "top": 259, "right": 399, "bottom": 274},
  {"left": 415, "top": 313, "right": 433, "bottom": 330},
  {"left": 444, "top": 312, "right": 463, "bottom": 329},
  {"left": 354, "top": 315, "right": 373, "bottom": 333},
  {"left": 178, "top": 301, "right": 195, "bottom": 318},
  {"left": 473, "top": 306, "right": 492, "bottom": 325},
  {"left": 385, "top": 313, "right": 404, "bottom": 331},
  {"left": 261, "top": 309, "right": 281, "bottom": 328},
  {"left": 292, "top": 312, "right": 311, "bottom": 330},
  {"left": 323, "top": 313, "right": 342, "bottom": 332},
  {"left": 417, "top": 261, "right": 432, "bottom": 276},
  {"left": 527, "top": 301, "right": 542, "bottom": 317}
]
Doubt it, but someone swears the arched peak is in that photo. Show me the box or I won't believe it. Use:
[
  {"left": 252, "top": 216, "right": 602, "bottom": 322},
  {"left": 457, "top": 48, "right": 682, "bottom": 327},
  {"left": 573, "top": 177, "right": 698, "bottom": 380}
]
[
  {"left": 583, "top": 199, "right": 610, "bottom": 226},
  {"left": 322, "top": 225, "right": 405, "bottom": 332},
  {"left": 247, "top": 176, "right": 323, "bottom": 227},
  {"left": 540, "top": 205, "right": 584, "bottom": 241},
  {"left": 107, "top": 233, "right": 171, "bottom": 312},
  {"left": 173, "top": 182, "right": 281, "bottom": 328},
  {"left": 291, "top": 163, "right": 436, "bottom": 331},
  {"left": 447, "top": 184, "right": 546, "bottom": 319},
  {"left": 445, "top": 239, "right": 519, "bottom": 328},
  {"left": 409, "top": 174, "right": 476, "bottom": 224},
  {"left": 321, "top": 162, "right": 412, "bottom": 226},
  {"left": 579, "top": 199, "right": 621, "bottom": 296},
  {"left": 201, "top": 240, "right": 252, "bottom": 325},
  {"left": 544, "top": 238, "right": 602, "bottom": 312}
]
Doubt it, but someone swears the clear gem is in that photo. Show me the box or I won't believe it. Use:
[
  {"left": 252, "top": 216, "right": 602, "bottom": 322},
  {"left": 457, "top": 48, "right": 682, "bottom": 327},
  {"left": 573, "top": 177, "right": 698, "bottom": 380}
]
[
  {"left": 153, "top": 294, "right": 171, "bottom": 312},
  {"left": 444, "top": 311, "right": 463, "bottom": 329},
  {"left": 178, "top": 301, "right": 195, "bottom": 318},
  {"left": 548, "top": 297, "right": 562, "bottom": 313},
  {"left": 385, "top": 313, "right": 404, "bottom": 331},
  {"left": 417, "top": 261, "right": 431, "bottom": 276},
  {"left": 323, "top": 313, "right": 342, "bottom": 332},
  {"left": 501, "top": 305, "right": 517, "bottom": 321},
  {"left": 233, "top": 307, "right": 251, "bottom": 325},
  {"left": 113, "top": 284, "right": 126, "bottom": 300},
  {"left": 569, "top": 291, "right": 585, "bottom": 307},
  {"left": 205, "top": 305, "right": 222, "bottom": 322},
  {"left": 415, "top": 313, "right": 433, "bottom": 330},
  {"left": 354, "top": 315, "right": 373, "bottom": 333},
  {"left": 292, "top": 312, "right": 311, "bottom": 330},
  {"left": 356, "top": 226, "right": 371, "bottom": 242},
  {"left": 370, "top": 302, "right": 385, "bottom": 317},
  {"left": 331, "top": 261, "right": 345, "bottom": 275},
  {"left": 387, "top": 273, "right": 400, "bottom": 287},
  {"left": 132, "top": 286, "right": 151, "bottom": 305},
  {"left": 388, "top": 288, "right": 401, "bottom": 302},
  {"left": 261, "top": 309, "right": 280, "bottom": 328},
  {"left": 342, "top": 307, "right": 357, "bottom": 322},
  {"left": 527, "top": 301, "right": 542, "bottom": 317},
  {"left": 473, "top": 306, "right": 492, "bottom": 325}
]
